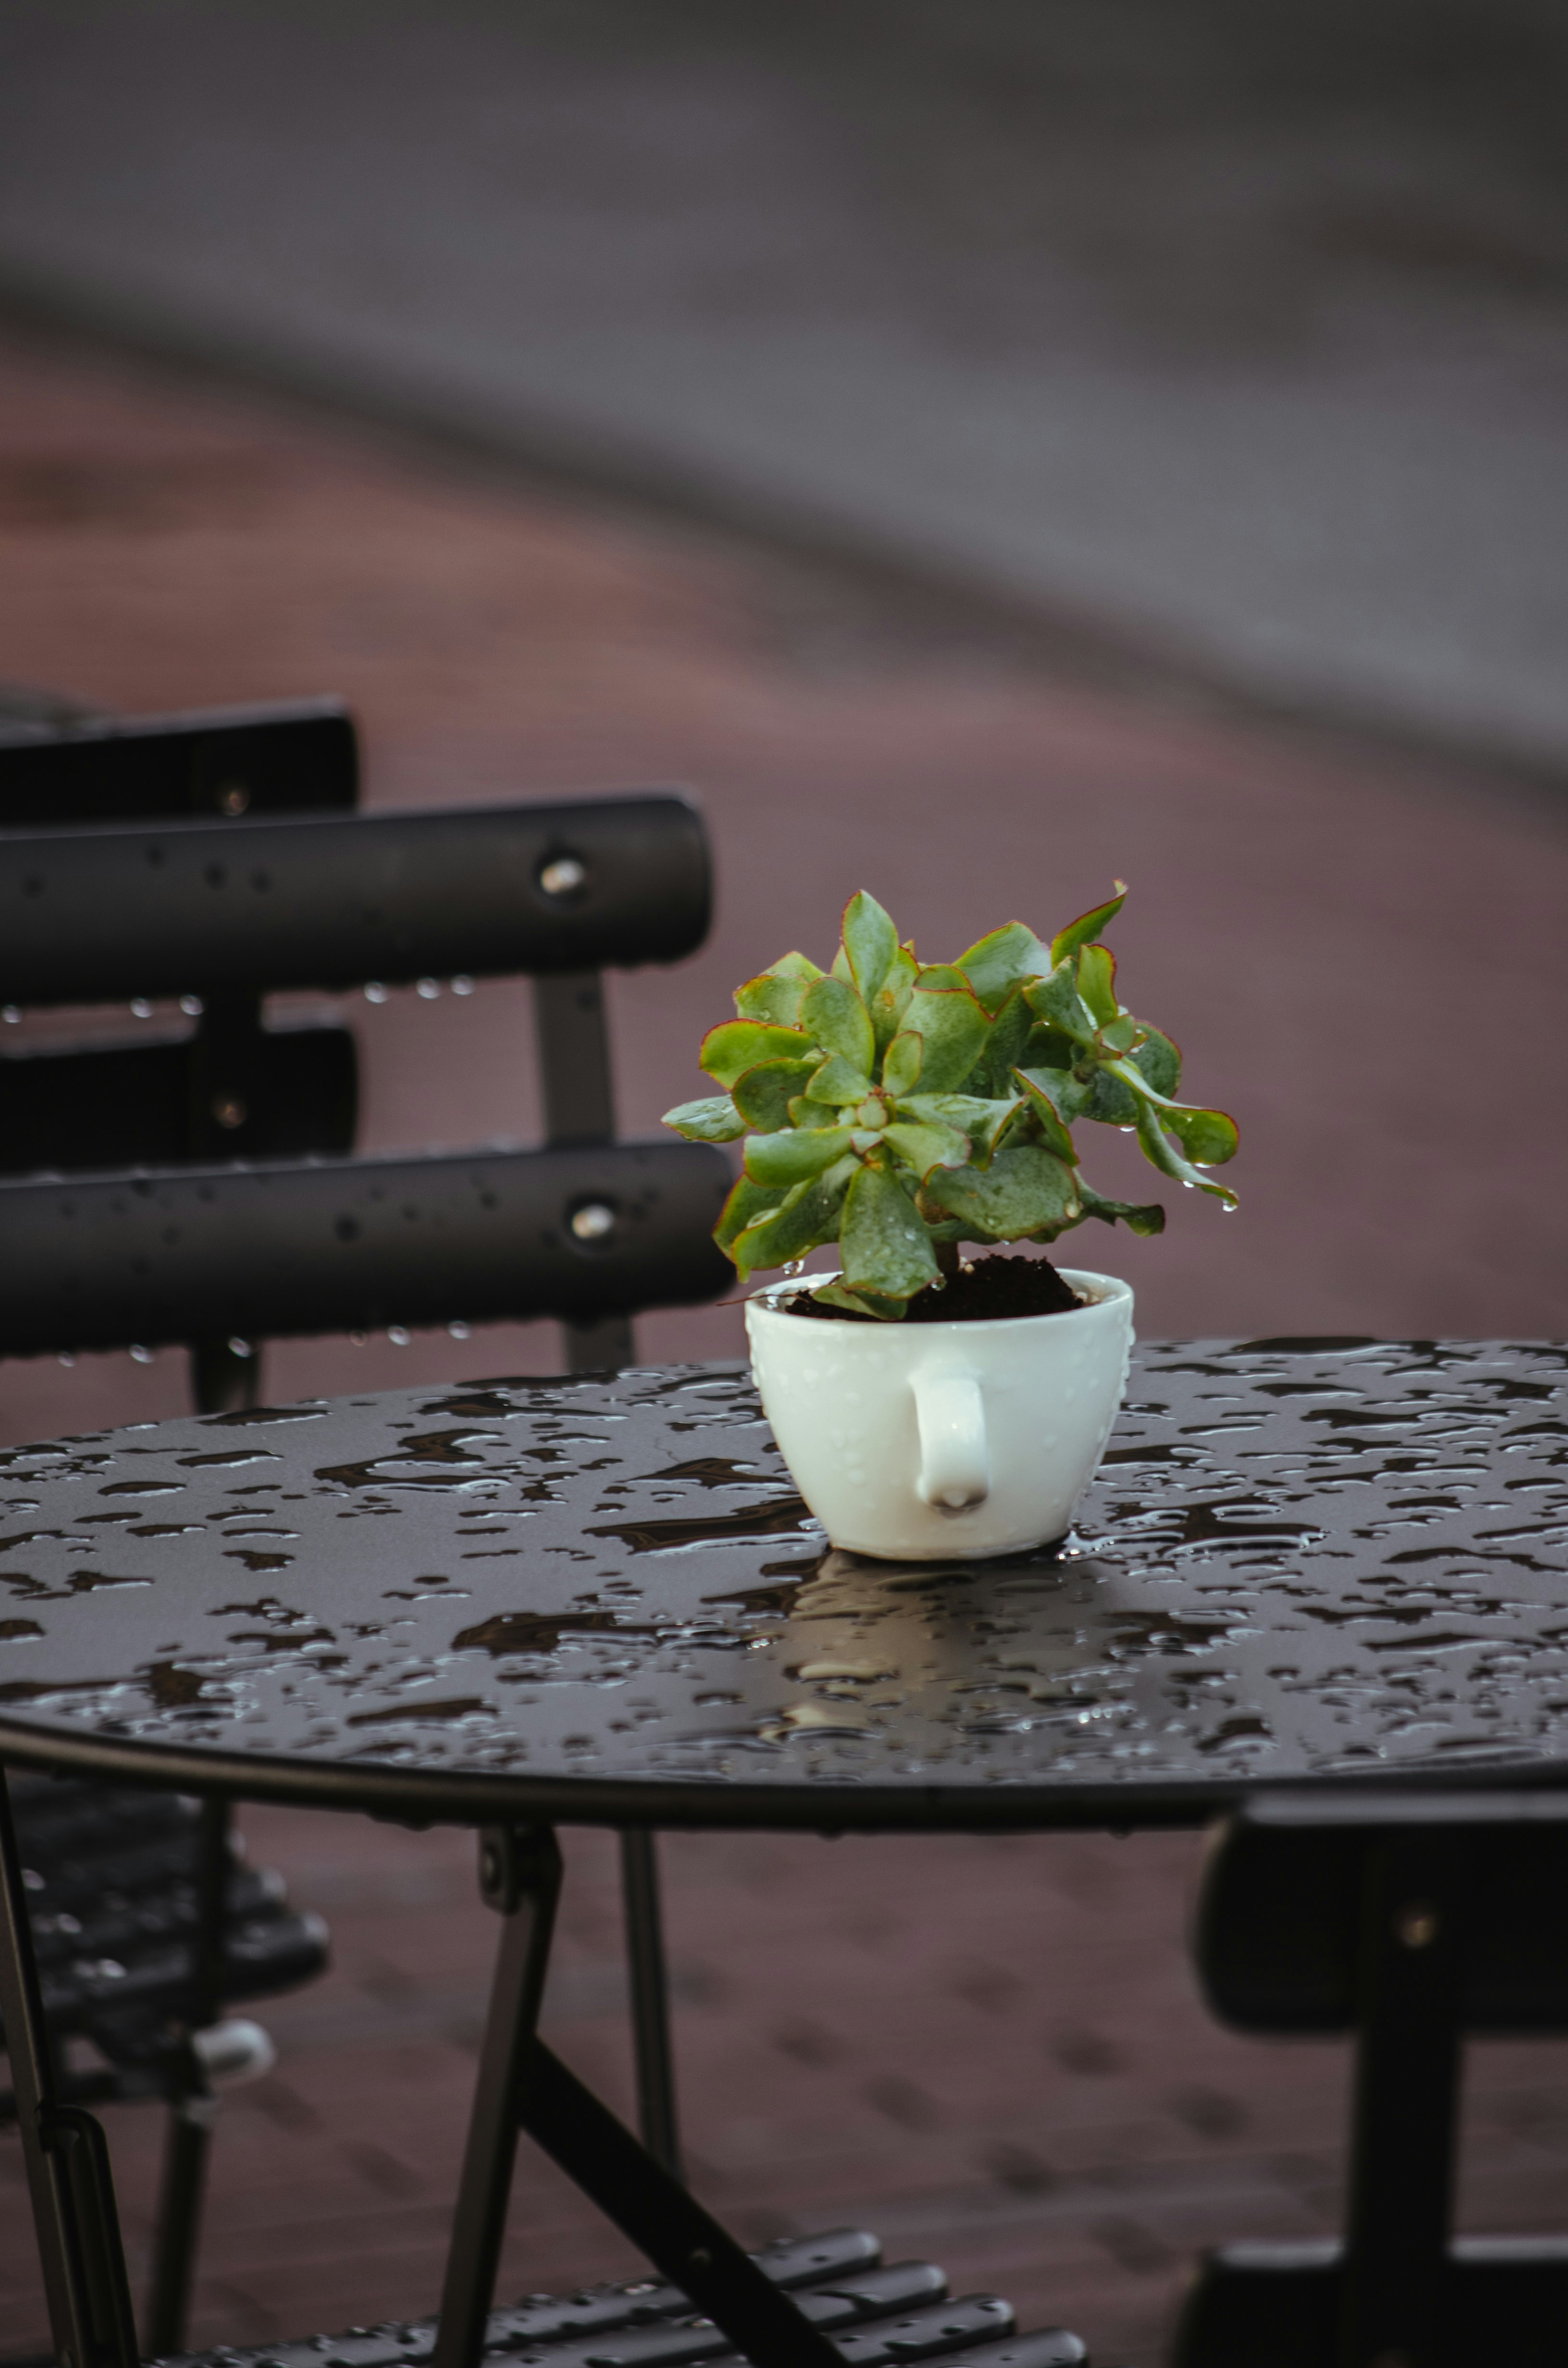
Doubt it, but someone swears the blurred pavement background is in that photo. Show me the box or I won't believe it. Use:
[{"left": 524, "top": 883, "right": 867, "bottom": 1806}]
[{"left": 2, "top": 0, "right": 1568, "bottom": 769}]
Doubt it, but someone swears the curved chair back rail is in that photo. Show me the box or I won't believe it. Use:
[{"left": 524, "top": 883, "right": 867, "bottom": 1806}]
[
  {"left": 0, "top": 1139, "right": 733, "bottom": 1354},
  {"left": 0, "top": 696, "right": 358, "bottom": 829},
  {"left": 0, "top": 793, "right": 710, "bottom": 1005}
]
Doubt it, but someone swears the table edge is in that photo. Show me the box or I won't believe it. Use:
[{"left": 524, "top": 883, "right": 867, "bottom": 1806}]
[{"left": 3, "top": 1715, "right": 1567, "bottom": 1832}]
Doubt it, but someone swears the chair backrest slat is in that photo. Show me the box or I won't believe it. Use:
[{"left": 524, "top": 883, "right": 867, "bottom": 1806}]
[
  {"left": 0, "top": 796, "right": 710, "bottom": 1006},
  {"left": 0, "top": 1142, "right": 731, "bottom": 1355},
  {"left": 0, "top": 1024, "right": 357, "bottom": 1177},
  {"left": 0, "top": 699, "right": 357, "bottom": 828}
]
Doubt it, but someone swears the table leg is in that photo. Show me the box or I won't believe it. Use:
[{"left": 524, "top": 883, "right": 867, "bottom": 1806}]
[
  {"left": 0, "top": 1768, "right": 138, "bottom": 2368},
  {"left": 619, "top": 1829, "right": 683, "bottom": 2181},
  {"left": 519, "top": 2039, "right": 844, "bottom": 2368},
  {"left": 432, "top": 1823, "right": 563, "bottom": 2368},
  {"left": 433, "top": 1818, "right": 840, "bottom": 2368}
]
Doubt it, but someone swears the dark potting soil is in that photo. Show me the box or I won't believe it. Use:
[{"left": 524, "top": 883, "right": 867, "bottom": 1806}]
[{"left": 784, "top": 1253, "right": 1085, "bottom": 1324}]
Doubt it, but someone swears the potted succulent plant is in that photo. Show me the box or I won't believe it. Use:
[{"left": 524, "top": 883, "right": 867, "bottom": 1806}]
[{"left": 664, "top": 888, "right": 1237, "bottom": 1559}]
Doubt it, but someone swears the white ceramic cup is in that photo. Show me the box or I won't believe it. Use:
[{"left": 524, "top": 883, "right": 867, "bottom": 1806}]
[{"left": 745, "top": 1268, "right": 1134, "bottom": 1561}]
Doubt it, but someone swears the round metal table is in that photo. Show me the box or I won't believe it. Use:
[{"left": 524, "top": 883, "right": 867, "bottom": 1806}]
[
  {"left": 0, "top": 1338, "right": 1564, "bottom": 1828},
  {"left": 0, "top": 1337, "right": 1563, "bottom": 2368}
]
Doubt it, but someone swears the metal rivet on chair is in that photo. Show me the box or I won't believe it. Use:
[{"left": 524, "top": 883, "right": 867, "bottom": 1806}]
[
  {"left": 539, "top": 854, "right": 588, "bottom": 899},
  {"left": 217, "top": 781, "right": 250, "bottom": 816},
  {"left": 211, "top": 1093, "right": 247, "bottom": 1130},
  {"left": 571, "top": 1202, "right": 616, "bottom": 1243},
  {"left": 1394, "top": 1901, "right": 1439, "bottom": 1949}
]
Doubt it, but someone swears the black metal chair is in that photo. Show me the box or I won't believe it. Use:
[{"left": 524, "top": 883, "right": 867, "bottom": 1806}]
[
  {"left": 1177, "top": 1789, "right": 1568, "bottom": 2368},
  {"left": 0, "top": 699, "right": 731, "bottom": 2351},
  {"left": 0, "top": 699, "right": 363, "bottom": 2355},
  {"left": 147, "top": 2235, "right": 1088, "bottom": 2368},
  {"left": 0, "top": 1770, "right": 328, "bottom": 2337}
]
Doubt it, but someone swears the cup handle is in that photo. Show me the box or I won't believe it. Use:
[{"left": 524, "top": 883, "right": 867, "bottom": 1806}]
[{"left": 913, "top": 1369, "right": 990, "bottom": 1510}]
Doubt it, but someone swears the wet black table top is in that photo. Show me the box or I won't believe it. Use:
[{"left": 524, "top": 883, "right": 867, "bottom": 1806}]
[{"left": 0, "top": 1340, "right": 1563, "bottom": 1831}]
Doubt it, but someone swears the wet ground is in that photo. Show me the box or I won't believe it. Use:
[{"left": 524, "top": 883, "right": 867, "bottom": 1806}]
[
  {"left": 0, "top": 329, "right": 1565, "bottom": 2364},
  {"left": 3, "top": 2, "right": 1568, "bottom": 765}
]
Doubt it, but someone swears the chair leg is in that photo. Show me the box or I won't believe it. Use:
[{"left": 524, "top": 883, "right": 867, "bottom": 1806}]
[
  {"left": 145, "top": 1794, "right": 232, "bottom": 2356},
  {"left": 1178, "top": 1819, "right": 1470, "bottom": 2368},
  {"left": 620, "top": 1830, "right": 683, "bottom": 2181},
  {"left": 0, "top": 1770, "right": 138, "bottom": 2368},
  {"left": 1337, "top": 1827, "right": 1465, "bottom": 2368},
  {"left": 146, "top": 2088, "right": 217, "bottom": 2356}
]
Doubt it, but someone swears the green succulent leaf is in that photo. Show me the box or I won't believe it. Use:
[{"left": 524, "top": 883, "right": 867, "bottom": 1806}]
[
  {"left": 733, "top": 1155, "right": 858, "bottom": 1273},
  {"left": 732, "top": 1057, "right": 821, "bottom": 1132},
  {"left": 1132, "top": 1024, "right": 1181, "bottom": 1098},
  {"left": 811, "top": 1279, "right": 910, "bottom": 1320},
  {"left": 881, "top": 1028, "right": 923, "bottom": 1098},
  {"left": 1096, "top": 1011, "right": 1142, "bottom": 1056},
  {"left": 1076, "top": 943, "right": 1120, "bottom": 1028},
  {"left": 1162, "top": 1104, "right": 1239, "bottom": 1166},
  {"left": 882, "top": 1118, "right": 971, "bottom": 1179},
  {"left": 802, "top": 975, "right": 876, "bottom": 1075},
  {"left": 808, "top": 1052, "right": 875, "bottom": 1106},
  {"left": 841, "top": 891, "right": 899, "bottom": 1007},
  {"left": 1131, "top": 1096, "right": 1238, "bottom": 1204},
  {"left": 662, "top": 1095, "right": 747, "bottom": 1143},
  {"left": 788, "top": 1092, "right": 844, "bottom": 1126},
  {"left": 1014, "top": 1064, "right": 1094, "bottom": 1126},
  {"left": 1008, "top": 1069, "right": 1078, "bottom": 1162},
  {"left": 701, "top": 1020, "right": 814, "bottom": 1089},
  {"left": 927, "top": 1144, "right": 1081, "bottom": 1240},
  {"left": 978, "top": 984, "right": 1034, "bottom": 1094},
  {"left": 716, "top": 1174, "right": 785, "bottom": 1270},
  {"left": 744, "top": 1126, "right": 856, "bottom": 1188},
  {"left": 840, "top": 1163, "right": 941, "bottom": 1300},
  {"left": 902, "top": 970, "right": 992, "bottom": 1091},
  {"left": 1103, "top": 1057, "right": 1238, "bottom": 1165},
  {"left": 1073, "top": 1180, "right": 1166, "bottom": 1236},
  {"left": 734, "top": 951, "right": 824, "bottom": 1027},
  {"left": 1051, "top": 883, "right": 1127, "bottom": 968},
  {"left": 1022, "top": 1021, "right": 1083, "bottom": 1072},
  {"left": 1024, "top": 964, "right": 1097, "bottom": 1048},
  {"left": 953, "top": 921, "right": 1052, "bottom": 1016},
  {"left": 869, "top": 944, "right": 919, "bottom": 1050},
  {"left": 896, "top": 1092, "right": 1019, "bottom": 1163},
  {"left": 1087, "top": 1067, "right": 1139, "bottom": 1125}
]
